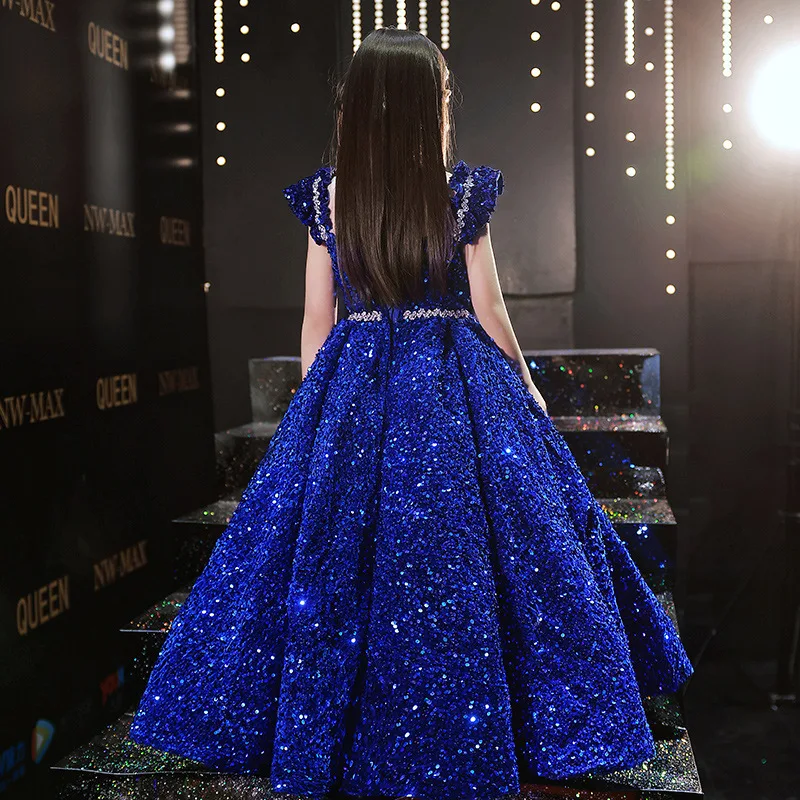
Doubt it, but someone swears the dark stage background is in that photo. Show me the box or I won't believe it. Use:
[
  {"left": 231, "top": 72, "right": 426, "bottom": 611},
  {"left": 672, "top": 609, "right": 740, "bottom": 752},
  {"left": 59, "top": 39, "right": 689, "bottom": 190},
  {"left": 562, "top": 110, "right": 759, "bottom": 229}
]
[
  {"left": 0, "top": 0, "right": 215, "bottom": 793},
  {"left": 2, "top": 0, "right": 800, "bottom": 795}
]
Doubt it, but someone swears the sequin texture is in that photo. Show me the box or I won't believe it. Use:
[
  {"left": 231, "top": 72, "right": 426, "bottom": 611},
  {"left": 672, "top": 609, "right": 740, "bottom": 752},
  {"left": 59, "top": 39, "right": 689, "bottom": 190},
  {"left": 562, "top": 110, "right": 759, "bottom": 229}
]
[{"left": 128, "top": 160, "right": 693, "bottom": 800}]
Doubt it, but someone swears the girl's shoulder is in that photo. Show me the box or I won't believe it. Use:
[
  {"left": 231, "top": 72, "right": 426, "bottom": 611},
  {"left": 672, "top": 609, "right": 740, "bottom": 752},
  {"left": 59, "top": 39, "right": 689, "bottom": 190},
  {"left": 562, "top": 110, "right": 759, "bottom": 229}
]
[
  {"left": 449, "top": 160, "right": 504, "bottom": 196},
  {"left": 449, "top": 160, "right": 505, "bottom": 245},
  {"left": 282, "top": 160, "right": 504, "bottom": 246},
  {"left": 283, "top": 164, "right": 335, "bottom": 245}
]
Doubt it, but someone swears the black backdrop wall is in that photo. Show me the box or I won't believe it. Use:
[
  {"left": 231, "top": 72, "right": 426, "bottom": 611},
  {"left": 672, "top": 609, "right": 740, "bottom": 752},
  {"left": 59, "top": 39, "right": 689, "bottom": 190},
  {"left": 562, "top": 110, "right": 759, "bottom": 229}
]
[
  {"left": 197, "top": 0, "right": 341, "bottom": 431},
  {"left": 0, "top": 1, "right": 215, "bottom": 793}
]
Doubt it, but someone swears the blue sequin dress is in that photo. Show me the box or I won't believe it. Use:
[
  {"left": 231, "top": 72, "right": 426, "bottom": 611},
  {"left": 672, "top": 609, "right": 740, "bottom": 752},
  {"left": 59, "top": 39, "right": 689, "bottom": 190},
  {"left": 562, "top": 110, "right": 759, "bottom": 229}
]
[{"left": 129, "top": 160, "right": 693, "bottom": 799}]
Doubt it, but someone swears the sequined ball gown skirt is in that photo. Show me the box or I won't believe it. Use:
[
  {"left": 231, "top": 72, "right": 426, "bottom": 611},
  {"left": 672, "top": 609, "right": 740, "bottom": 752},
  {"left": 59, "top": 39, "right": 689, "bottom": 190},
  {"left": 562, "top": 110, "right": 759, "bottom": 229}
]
[{"left": 128, "top": 310, "right": 693, "bottom": 800}]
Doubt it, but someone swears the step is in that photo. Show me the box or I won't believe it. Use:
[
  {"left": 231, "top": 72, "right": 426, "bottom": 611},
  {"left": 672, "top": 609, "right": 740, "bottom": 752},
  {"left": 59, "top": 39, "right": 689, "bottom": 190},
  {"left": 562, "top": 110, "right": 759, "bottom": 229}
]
[
  {"left": 51, "top": 771, "right": 650, "bottom": 800},
  {"left": 598, "top": 497, "right": 677, "bottom": 592},
  {"left": 215, "top": 421, "right": 277, "bottom": 494},
  {"left": 52, "top": 771, "right": 286, "bottom": 800},
  {"left": 222, "top": 358, "right": 667, "bottom": 492},
  {"left": 167, "top": 490, "right": 674, "bottom": 597},
  {"left": 120, "top": 589, "right": 188, "bottom": 688},
  {"left": 52, "top": 730, "right": 698, "bottom": 800},
  {"left": 249, "top": 356, "right": 302, "bottom": 424},
  {"left": 121, "top": 588, "right": 688, "bottom": 732},
  {"left": 214, "top": 419, "right": 669, "bottom": 492},
  {"left": 584, "top": 465, "right": 666, "bottom": 499},
  {"left": 215, "top": 417, "right": 669, "bottom": 501},
  {"left": 121, "top": 589, "right": 685, "bottom": 649},
  {"left": 245, "top": 351, "right": 662, "bottom": 424},
  {"left": 51, "top": 776, "right": 676, "bottom": 800},
  {"left": 51, "top": 691, "right": 699, "bottom": 800},
  {"left": 567, "top": 727, "right": 701, "bottom": 798},
  {"left": 51, "top": 723, "right": 689, "bottom": 800},
  {"left": 122, "top": 589, "right": 188, "bottom": 639},
  {"left": 523, "top": 348, "right": 661, "bottom": 418},
  {"left": 171, "top": 496, "right": 240, "bottom": 585},
  {"left": 51, "top": 773, "right": 662, "bottom": 800},
  {"left": 553, "top": 415, "right": 669, "bottom": 472}
]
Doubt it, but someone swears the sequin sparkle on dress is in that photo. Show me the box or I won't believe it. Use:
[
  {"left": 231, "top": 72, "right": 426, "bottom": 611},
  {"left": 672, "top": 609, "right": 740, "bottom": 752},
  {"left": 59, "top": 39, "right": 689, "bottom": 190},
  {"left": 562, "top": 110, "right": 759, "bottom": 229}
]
[{"left": 128, "top": 160, "right": 693, "bottom": 800}]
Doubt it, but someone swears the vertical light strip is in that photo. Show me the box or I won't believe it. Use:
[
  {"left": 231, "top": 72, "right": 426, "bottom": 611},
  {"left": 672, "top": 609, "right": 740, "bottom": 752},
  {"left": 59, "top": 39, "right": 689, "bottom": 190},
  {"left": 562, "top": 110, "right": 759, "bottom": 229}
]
[
  {"left": 625, "top": 0, "right": 635, "bottom": 65},
  {"left": 374, "top": 0, "right": 383, "bottom": 29},
  {"left": 173, "top": 0, "right": 191, "bottom": 65},
  {"left": 158, "top": 1, "right": 176, "bottom": 70},
  {"left": 397, "top": 0, "right": 407, "bottom": 29},
  {"left": 665, "top": 0, "right": 675, "bottom": 189},
  {"left": 214, "top": 0, "right": 224, "bottom": 63},
  {"left": 353, "top": 0, "right": 362, "bottom": 52},
  {"left": 584, "top": 1, "right": 595, "bottom": 86},
  {"left": 722, "top": 1, "right": 732, "bottom": 77},
  {"left": 418, "top": 0, "right": 427, "bottom": 35},
  {"left": 440, "top": 0, "right": 450, "bottom": 49}
]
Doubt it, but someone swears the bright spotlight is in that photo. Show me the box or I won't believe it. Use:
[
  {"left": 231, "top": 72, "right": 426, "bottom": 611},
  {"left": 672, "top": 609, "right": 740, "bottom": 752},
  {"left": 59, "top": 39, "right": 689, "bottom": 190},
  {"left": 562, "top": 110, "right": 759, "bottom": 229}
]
[{"left": 751, "top": 45, "right": 800, "bottom": 151}]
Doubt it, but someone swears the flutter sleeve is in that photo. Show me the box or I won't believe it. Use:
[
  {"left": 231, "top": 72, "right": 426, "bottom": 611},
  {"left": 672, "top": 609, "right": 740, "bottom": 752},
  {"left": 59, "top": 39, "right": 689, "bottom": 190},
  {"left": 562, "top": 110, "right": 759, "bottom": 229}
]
[
  {"left": 456, "top": 164, "right": 505, "bottom": 246},
  {"left": 282, "top": 166, "right": 333, "bottom": 246}
]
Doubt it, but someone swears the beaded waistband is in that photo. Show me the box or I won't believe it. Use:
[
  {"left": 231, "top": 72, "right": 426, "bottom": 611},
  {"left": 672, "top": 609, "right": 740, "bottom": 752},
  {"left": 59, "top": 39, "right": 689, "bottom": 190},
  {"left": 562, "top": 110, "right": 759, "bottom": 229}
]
[{"left": 348, "top": 308, "right": 472, "bottom": 322}]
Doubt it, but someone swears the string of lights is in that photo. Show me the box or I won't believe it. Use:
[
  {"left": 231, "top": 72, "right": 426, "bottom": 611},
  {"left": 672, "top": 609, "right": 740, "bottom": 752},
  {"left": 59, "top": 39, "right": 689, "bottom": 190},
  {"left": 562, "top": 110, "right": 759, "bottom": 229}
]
[
  {"left": 723, "top": 1, "right": 732, "bottom": 77},
  {"left": 625, "top": 0, "right": 635, "bottom": 66},
  {"left": 585, "top": 1, "right": 595, "bottom": 87},
  {"left": 397, "top": 0, "right": 407, "bottom": 30},
  {"left": 353, "top": 1, "right": 362, "bottom": 51},
  {"left": 213, "top": 0, "right": 223, "bottom": 62},
  {"left": 665, "top": 0, "right": 675, "bottom": 190}
]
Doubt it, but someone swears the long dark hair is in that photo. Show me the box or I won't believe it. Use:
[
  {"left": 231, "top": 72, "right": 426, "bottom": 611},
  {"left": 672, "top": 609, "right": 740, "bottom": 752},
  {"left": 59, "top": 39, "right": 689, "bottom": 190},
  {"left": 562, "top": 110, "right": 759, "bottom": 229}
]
[{"left": 331, "top": 27, "right": 457, "bottom": 308}]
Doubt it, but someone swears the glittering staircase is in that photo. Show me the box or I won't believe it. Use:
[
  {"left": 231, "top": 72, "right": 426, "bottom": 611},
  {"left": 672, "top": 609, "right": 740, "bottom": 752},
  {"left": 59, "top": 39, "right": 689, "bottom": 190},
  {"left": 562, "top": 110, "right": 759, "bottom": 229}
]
[
  {"left": 52, "top": 351, "right": 701, "bottom": 799},
  {"left": 526, "top": 349, "right": 678, "bottom": 595},
  {"left": 199, "top": 350, "right": 679, "bottom": 595},
  {"left": 214, "top": 357, "right": 300, "bottom": 494}
]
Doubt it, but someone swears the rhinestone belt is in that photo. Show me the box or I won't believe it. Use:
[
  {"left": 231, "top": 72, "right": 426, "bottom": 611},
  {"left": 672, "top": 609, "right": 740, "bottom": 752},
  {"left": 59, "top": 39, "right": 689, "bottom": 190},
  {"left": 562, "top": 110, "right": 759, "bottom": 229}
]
[{"left": 348, "top": 308, "right": 472, "bottom": 322}]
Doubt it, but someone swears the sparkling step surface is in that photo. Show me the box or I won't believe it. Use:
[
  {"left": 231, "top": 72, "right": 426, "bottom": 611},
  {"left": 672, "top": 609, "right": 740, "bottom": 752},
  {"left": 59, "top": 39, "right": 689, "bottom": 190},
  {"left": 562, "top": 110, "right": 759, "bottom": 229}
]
[
  {"left": 249, "top": 356, "right": 301, "bottom": 424},
  {"left": 51, "top": 697, "right": 699, "bottom": 799},
  {"left": 121, "top": 589, "right": 188, "bottom": 688},
  {"left": 223, "top": 353, "right": 669, "bottom": 496},
  {"left": 215, "top": 422, "right": 276, "bottom": 493},
  {"left": 523, "top": 349, "right": 661, "bottom": 418},
  {"left": 212, "top": 415, "right": 671, "bottom": 493},
  {"left": 246, "top": 351, "right": 662, "bottom": 425},
  {"left": 172, "top": 497, "right": 240, "bottom": 585},
  {"left": 169, "top": 492, "right": 676, "bottom": 595},
  {"left": 583, "top": 465, "right": 666, "bottom": 500},
  {"left": 554, "top": 417, "right": 669, "bottom": 472},
  {"left": 52, "top": 771, "right": 661, "bottom": 799},
  {"left": 599, "top": 498, "right": 677, "bottom": 592}
]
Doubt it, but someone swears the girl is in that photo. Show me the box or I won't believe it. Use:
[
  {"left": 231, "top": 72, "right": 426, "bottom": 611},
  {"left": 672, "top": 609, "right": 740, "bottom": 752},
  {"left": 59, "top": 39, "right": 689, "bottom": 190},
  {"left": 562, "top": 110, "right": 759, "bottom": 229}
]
[{"left": 129, "top": 27, "right": 693, "bottom": 800}]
